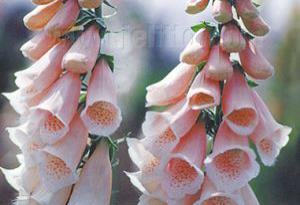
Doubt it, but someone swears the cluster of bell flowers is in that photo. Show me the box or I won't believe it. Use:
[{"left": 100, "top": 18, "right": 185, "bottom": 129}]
[
  {"left": 127, "top": 0, "right": 292, "bottom": 204},
  {"left": 1, "top": 0, "right": 121, "bottom": 205}
]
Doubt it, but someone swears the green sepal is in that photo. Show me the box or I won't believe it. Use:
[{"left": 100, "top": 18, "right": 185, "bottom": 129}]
[
  {"left": 99, "top": 53, "right": 115, "bottom": 71},
  {"left": 247, "top": 79, "right": 259, "bottom": 88}
]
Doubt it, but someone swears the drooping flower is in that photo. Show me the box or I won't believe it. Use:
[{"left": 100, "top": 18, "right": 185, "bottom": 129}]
[
  {"left": 180, "top": 28, "right": 210, "bottom": 65},
  {"left": 222, "top": 68, "right": 258, "bottom": 135},
  {"left": 235, "top": 0, "right": 259, "bottom": 19},
  {"left": 62, "top": 25, "right": 101, "bottom": 74},
  {"left": 220, "top": 23, "right": 246, "bottom": 53},
  {"left": 239, "top": 40, "right": 274, "bottom": 80},
  {"left": 185, "top": 0, "right": 210, "bottom": 15},
  {"left": 81, "top": 59, "right": 122, "bottom": 136},
  {"left": 78, "top": 0, "right": 102, "bottom": 9},
  {"left": 142, "top": 99, "right": 200, "bottom": 157},
  {"left": 241, "top": 16, "right": 270, "bottom": 37},
  {"left": 20, "top": 31, "right": 59, "bottom": 61},
  {"left": 212, "top": 0, "right": 233, "bottom": 24},
  {"left": 187, "top": 70, "right": 220, "bottom": 110},
  {"left": 250, "top": 91, "right": 291, "bottom": 166},
  {"left": 205, "top": 123, "right": 260, "bottom": 192},
  {"left": 67, "top": 140, "right": 112, "bottom": 205},
  {"left": 45, "top": 0, "right": 80, "bottom": 37},
  {"left": 204, "top": 44, "right": 233, "bottom": 81},
  {"left": 146, "top": 63, "right": 196, "bottom": 107},
  {"left": 23, "top": 0, "right": 63, "bottom": 31}
]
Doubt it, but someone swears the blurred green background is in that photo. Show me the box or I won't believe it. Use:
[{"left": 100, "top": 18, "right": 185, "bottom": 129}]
[{"left": 0, "top": 0, "right": 299, "bottom": 204}]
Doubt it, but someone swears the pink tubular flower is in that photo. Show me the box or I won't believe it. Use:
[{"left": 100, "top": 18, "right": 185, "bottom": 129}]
[
  {"left": 180, "top": 28, "right": 210, "bottom": 65},
  {"left": 204, "top": 44, "right": 233, "bottom": 81},
  {"left": 250, "top": 91, "right": 291, "bottom": 166},
  {"left": 62, "top": 25, "right": 101, "bottom": 74},
  {"left": 235, "top": 0, "right": 259, "bottom": 19},
  {"left": 220, "top": 23, "right": 246, "bottom": 53},
  {"left": 239, "top": 184, "right": 259, "bottom": 205},
  {"left": 194, "top": 177, "right": 243, "bottom": 205},
  {"left": 239, "top": 40, "right": 274, "bottom": 80},
  {"left": 185, "top": 0, "right": 210, "bottom": 14},
  {"left": 205, "top": 123, "right": 260, "bottom": 192},
  {"left": 212, "top": 0, "right": 233, "bottom": 24},
  {"left": 68, "top": 140, "right": 112, "bottom": 205},
  {"left": 187, "top": 71, "right": 220, "bottom": 110},
  {"left": 45, "top": 0, "right": 80, "bottom": 37},
  {"left": 159, "top": 123, "right": 206, "bottom": 200},
  {"left": 146, "top": 63, "right": 196, "bottom": 107},
  {"left": 78, "top": 0, "right": 102, "bottom": 9},
  {"left": 23, "top": 0, "right": 63, "bottom": 31},
  {"left": 222, "top": 68, "right": 258, "bottom": 135},
  {"left": 81, "top": 59, "right": 122, "bottom": 136},
  {"left": 29, "top": 72, "right": 81, "bottom": 144},
  {"left": 20, "top": 31, "right": 59, "bottom": 61},
  {"left": 32, "top": 0, "right": 56, "bottom": 5},
  {"left": 15, "top": 40, "right": 71, "bottom": 99},
  {"left": 142, "top": 99, "right": 200, "bottom": 157},
  {"left": 242, "top": 16, "right": 270, "bottom": 37}
]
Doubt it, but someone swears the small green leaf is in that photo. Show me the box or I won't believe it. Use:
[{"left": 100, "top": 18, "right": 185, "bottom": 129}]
[
  {"left": 252, "top": 2, "right": 261, "bottom": 7},
  {"left": 247, "top": 79, "right": 259, "bottom": 88},
  {"left": 197, "top": 61, "right": 207, "bottom": 73},
  {"left": 79, "top": 91, "right": 87, "bottom": 104},
  {"left": 99, "top": 54, "right": 115, "bottom": 71},
  {"left": 191, "top": 21, "right": 214, "bottom": 33}
]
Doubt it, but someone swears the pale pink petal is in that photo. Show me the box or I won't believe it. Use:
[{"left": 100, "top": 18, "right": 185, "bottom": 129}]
[
  {"left": 20, "top": 31, "right": 59, "bottom": 61},
  {"left": 62, "top": 25, "right": 101, "bottom": 73},
  {"left": 235, "top": 0, "right": 259, "bottom": 19},
  {"left": 220, "top": 23, "right": 246, "bottom": 53},
  {"left": 241, "top": 16, "right": 270, "bottom": 37},
  {"left": 45, "top": 0, "right": 80, "bottom": 37},
  {"left": 32, "top": 186, "right": 72, "bottom": 205},
  {"left": 212, "top": 0, "right": 233, "bottom": 24},
  {"left": 81, "top": 59, "right": 122, "bottom": 136},
  {"left": 240, "top": 184, "right": 259, "bottom": 205},
  {"left": 146, "top": 63, "right": 196, "bottom": 107},
  {"left": 68, "top": 141, "right": 112, "bottom": 205},
  {"left": 222, "top": 69, "right": 259, "bottom": 135},
  {"left": 185, "top": 0, "right": 210, "bottom": 14},
  {"left": 205, "top": 123, "right": 260, "bottom": 192},
  {"left": 138, "top": 194, "right": 167, "bottom": 205},
  {"left": 180, "top": 29, "right": 210, "bottom": 65},
  {"left": 187, "top": 71, "right": 220, "bottom": 110},
  {"left": 250, "top": 91, "right": 291, "bottom": 166}
]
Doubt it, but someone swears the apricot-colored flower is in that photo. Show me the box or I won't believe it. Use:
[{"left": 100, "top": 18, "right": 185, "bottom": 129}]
[
  {"left": 235, "top": 0, "right": 259, "bottom": 19},
  {"left": 81, "top": 59, "right": 122, "bottom": 136},
  {"left": 212, "top": 0, "right": 233, "bottom": 23},
  {"left": 242, "top": 16, "right": 270, "bottom": 37},
  {"left": 220, "top": 23, "right": 246, "bottom": 53}
]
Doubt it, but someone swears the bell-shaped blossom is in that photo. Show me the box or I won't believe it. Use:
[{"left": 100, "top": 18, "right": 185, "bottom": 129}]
[
  {"left": 185, "top": 0, "right": 210, "bottom": 14},
  {"left": 194, "top": 177, "right": 244, "bottom": 205},
  {"left": 45, "top": 0, "right": 80, "bottom": 37},
  {"left": 220, "top": 23, "right": 246, "bottom": 53},
  {"left": 68, "top": 140, "right": 112, "bottom": 205},
  {"left": 204, "top": 44, "right": 233, "bottom": 81},
  {"left": 222, "top": 69, "right": 258, "bottom": 135},
  {"left": 78, "top": 0, "right": 102, "bottom": 9},
  {"left": 32, "top": 0, "right": 56, "bottom": 5},
  {"left": 250, "top": 91, "right": 291, "bottom": 166},
  {"left": 212, "top": 0, "right": 233, "bottom": 24},
  {"left": 240, "top": 184, "right": 259, "bottom": 205},
  {"left": 235, "top": 0, "right": 259, "bottom": 19},
  {"left": 239, "top": 40, "right": 274, "bottom": 80},
  {"left": 205, "top": 123, "right": 260, "bottom": 192},
  {"left": 187, "top": 71, "right": 220, "bottom": 110},
  {"left": 27, "top": 72, "right": 81, "bottom": 144},
  {"left": 180, "top": 28, "right": 210, "bottom": 65},
  {"left": 62, "top": 25, "right": 101, "bottom": 73},
  {"left": 146, "top": 63, "right": 196, "bottom": 107},
  {"left": 36, "top": 113, "right": 88, "bottom": 193},
  {"left": 20, "top": 31, "right": 59, "bottom": 61},
  {"left": 159, "top": 123, "right": 206, "bottom": 200},
  {"left": 142, "top": 99, "right": 200, "bottom": 157},
  {"left": 242, "top": 16, "right": 270, "bottom": 37},
  {"left": 23, "top": 0, "right": 63, "bottom": 31},
  {"left": 15, "top": 40, "right": 71, "bottom": 100},
  {"left": 81, "top": 59, "right": 122, "bottom": 136}
]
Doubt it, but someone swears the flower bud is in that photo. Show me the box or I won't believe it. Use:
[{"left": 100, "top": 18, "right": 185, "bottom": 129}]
[
  {"left": 20, "top": 31, "right": 59, "bottom": 61},
  {"left": 239, "top": 40, "right": 274, "bottom": 79},
  {"left": 32, "top": 0, "right": 56, "bottom": 5},
  {"left": 242, "top": 15, "right": 270, "bottom": 36},
  {"left": 185, "top": 0, "right": 210, "bottom": 14},
  {"left": 62, "top": 25, "right": 101, "bottom": 73},
  {"left": 45, "top": 0, "right": 80, "bottom": 37},
  {"left": 235, "top": 0, "right": 259, "bottom": 19},
  {"left": 205, "top": 44, "right": 233, "bottom": 81},
  {"left": 212, "top": 0, "right": 233, "bottom": 24},
  {"left": 78, "top": 0, "right": 102, "bottom": 9},
  {"left": 180, "top": 28, "right": 210, "bottom": 65},
  {"left": 23, "top": 0, "right": 63, "bottom": 31},
  {"left": 220, "top": 23, "right": 246, "bottom": 53}
]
